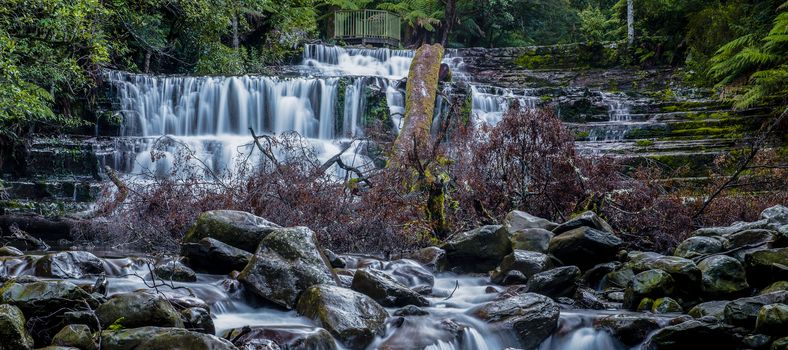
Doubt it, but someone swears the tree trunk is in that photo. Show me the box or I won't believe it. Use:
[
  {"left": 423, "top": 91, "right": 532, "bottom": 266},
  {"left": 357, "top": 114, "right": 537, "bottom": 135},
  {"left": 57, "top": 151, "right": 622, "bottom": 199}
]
[
  {"left": 232, "top": 14, "right": 240, "bottom": 50},
  {"left": 627, "top": 0, "right": 635, "bottom": 47},
  {"left": 394, "top": 43, "right": 444, "bottom": 162},
  {"left": 144, "top": 50, "right": 151, "bottom": 73},
  {"left": 440, "top": 0, "right": 457, "bottom": 47}
]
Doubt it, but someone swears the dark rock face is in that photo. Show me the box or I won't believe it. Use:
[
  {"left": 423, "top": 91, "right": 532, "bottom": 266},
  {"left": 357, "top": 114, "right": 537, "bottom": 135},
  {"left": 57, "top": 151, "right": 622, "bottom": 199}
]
[
  {"left": 698, "top": 255, "right": 749, "bottom": 299},
  {"left": 441, "top": 225, "right": 512, "bottom": 273},
  {"left": 0, "top": 304, "right": 34, "bottom": 350},
  {"left": 181, "top": 237, "right": 252, "bottom": 273},
  {"left": 595, "top": 314, "right": 662, "bottom": 346},
  {"left": 393, "top": 305, "right": 429, "bottom": 316},
  {"left": 471, "top": 292, "right": 560, "bottom": 349},
  {"left": 153, "top": 259, "right": 197, "bottom": 282},
  {"left": 724, "top": 291, "right": 788, "bottom": 330},
  {"left": 745, "top": 248, "right": 788, "bottom": 288},
  {"left": 100, "top": 326, "right": 236, "bottom": 350},
  {"left": 525, "top": 266, "right": 581, "bottom": 298},
  {"left": 323, "top": 249, "right": 346, "bottom": 268},
  {"left": 548, "top": 226, "right": 622, "bottom": 269},
  {"left": 34, "top": 251, "right": 103, "bottom": 279},
  {"left": 504, "top": 210, "right": 558, "bottom": 231},
  {"left": 96, "top": 292, "right": 184, "bottom": 329},
  {"left": 490, "top": 250, "right": 552, "bottom": 285},
  {"left": 642, "top": 320, "right": 737, "bottom": 350},
  {"left": 238, "top": 226, "right": 337, "bottom": 309},
  {"left": 552, "top": 211, "right": 614, "bottom": 235},
  {"left": 350, "top": 268, "right": 429, "bottom": 307},
  {"left": 296, "top": 284, "right": 388, "bottom": 350},
  {"left": 223, "top": 325, "right": 337, "bottom": 350},
  {"left": 183, "top": 210, "right": 280, "bottom": 252},
  {"left": 623, "top": 269, "right": 675, "bottom": 310}
]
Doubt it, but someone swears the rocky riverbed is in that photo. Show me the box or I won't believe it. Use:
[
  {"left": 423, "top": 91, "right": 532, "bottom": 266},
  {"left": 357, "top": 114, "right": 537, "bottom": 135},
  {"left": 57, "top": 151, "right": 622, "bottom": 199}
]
[{"left": 1, "top": 206, "right": 787, "bottom": 350}]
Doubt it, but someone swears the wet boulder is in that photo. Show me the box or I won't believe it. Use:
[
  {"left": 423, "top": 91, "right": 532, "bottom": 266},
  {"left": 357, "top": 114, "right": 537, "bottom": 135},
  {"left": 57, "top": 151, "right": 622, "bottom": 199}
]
[
  {"left": 760, "top": 281, "right": 788, "bottom": 295},
  {"left": 724, "top": 291, "right": 788, "bottom": 329},
  {"left": 692, "top": 220, "right": 770, "bottom": 237},
  {"left": 688, "top": 301, "right": 730, "bottom": 320},
  {"left": 525, "top": 266, "right": 580, "bottom": 298},
  {"left": 153, "top": 259, "right": 197, "bottom": 282},
  {"left": 552, "top": 211, "right": 614, "bottom": 235},
  {"left": 183, "top": 210, "right": 280, "bottom": 252},
  {"left": 504, "top": 210, "right": 558, "bottom": 231},
  {"left": 774, "top": 337, "right": 788, "bottom": 350},
  {"left": 393, "top": 305, "right": 429, "bottom": 316},
  {"left": 440, "top": 225, "right": 512, "bottom": 273},
  {"left": 181, "top": 237, "right": 252, "bottom": 274},
  {"left": 755, "top": 303, "right": 788, "bottom": 335},
  {"left": 323, "top": 249, "right": 346, "bottom": 269},
  {"left": 626, "top": 251, "right": 701, "bottom": 296},
  {"left": 377, "top": 317, "right": 465, "bottom": 349},
  {"left": 652, "top": 297, "right": 683, "bottom": 314},
  {"left": 181, "top": 307, "right": 214, "bottom": 335},
  {"left": 642, "top": 320, "right": 736, "bottom": 350},
  {"left": 96, "top": 291, "right": 184, "bottom": 329},
  {"left": 699, "top": 255, "right": 749, "bottom": 298},
  {"left": 0, "top": 304, "right": 34, "bottom": 350},
  {"left": 100, "top": 326, "right": 236, "bottom": 350},
  {"left": 51, "top": 324, "right": 96, "bottom": 350},
  {"left": 726, "top": 229, "right": 775, "bottom": 249},
  {"left": 674, "top": 236, "right": 725, "bottom": 259},
  {"left": 238, "top": 226, "right": 337, "bottom": 309},
  {"left": 351, "top": 268, "right": 429, "bottom": 307},
  {"left": 0, "top": 280, "right": 99, "bottom": 345},
  {"left": 745, "top": 248, "right": 788, "bottom": 288},
  {"left": 490, "top": 250, "right": 552, "bottom": 285},
  {"left": 471, "top": 292, "right": 560, "bottom": 349},
  {"left": 296, "top": 284, "right": 388, "bottom": 350},
  {"left": 548, "top": 226, "right": 622, "bottom": 269},
  {"left": 0, "top": 246, "right": 24, "bottom": 256},
  {"left": 223, "top": 325, "right": 336, "bottom": 350},
  {"left": 623, "top": 269, "right": 675, "bottom": 310},
  {"left": 762, "top": 205, "right": 788, "bottom": 226},
  {"left": 405, "top": 247, "right": 446, "bottom": 272},
  {"left": 595, "top": 314, "right": 663, "bottom": 346},
  {"left": 509, "top": 228, "right": 554, "bottom": 253},
  {"left": 601, "top": 267, "right": 635, "bottom": 290},
  {"left": 34, "top": 251, "right": 104, "bottom": 279},
  {"left": 384, "top": 259, "right": 434, "bottom": 294}
]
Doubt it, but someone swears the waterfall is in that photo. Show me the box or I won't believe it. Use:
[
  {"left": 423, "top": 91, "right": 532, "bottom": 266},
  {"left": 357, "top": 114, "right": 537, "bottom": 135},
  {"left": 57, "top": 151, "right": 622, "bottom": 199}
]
[{"left": 470, "top": 85, "right": 540, "bottom": 125}]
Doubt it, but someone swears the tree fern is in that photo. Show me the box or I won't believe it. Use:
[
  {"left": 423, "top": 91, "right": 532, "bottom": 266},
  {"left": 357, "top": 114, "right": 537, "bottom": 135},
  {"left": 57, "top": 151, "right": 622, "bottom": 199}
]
[{"left": 710, "top": 2, "right": 788, "bottom": 108}]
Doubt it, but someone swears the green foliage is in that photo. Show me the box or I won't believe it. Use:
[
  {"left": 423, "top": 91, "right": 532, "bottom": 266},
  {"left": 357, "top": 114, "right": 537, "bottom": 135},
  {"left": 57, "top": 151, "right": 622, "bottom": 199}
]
[
  {"left": 578, "top": 5, "right": 621, "bottom": 42},
  {"left": 710, "top": 2, "right": 788, "bottom": 108}
]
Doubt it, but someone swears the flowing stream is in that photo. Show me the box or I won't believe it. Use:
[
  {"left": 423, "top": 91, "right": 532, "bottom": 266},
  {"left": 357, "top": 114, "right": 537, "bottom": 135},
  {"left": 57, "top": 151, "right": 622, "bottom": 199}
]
[{"left": 1, "top": 251, "right": 633, "bottom": 350}]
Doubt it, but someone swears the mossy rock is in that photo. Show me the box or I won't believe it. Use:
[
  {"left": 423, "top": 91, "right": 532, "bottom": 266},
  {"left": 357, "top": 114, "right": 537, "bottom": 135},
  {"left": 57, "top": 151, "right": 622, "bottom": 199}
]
[
  {"left": 652, "top": 297, "right": 683, "bottom": 314},
  {"left": 96, "top": 292, "right": 184, "bottom": 329},
  {"left": 623, "top": 269, "right": 675, "bottom": 310},
  {"left": 183, "top": 210, "right": 280, "bottom": 253},
  {"left": 52, "top": 324, "right": 96, "bottom": 350},
  {"left": 0, "top": 304, "right": 34, "bottom": 350},
  {"left": 755, "top": 303, "right": 788, "bottom": 335},
  {"left": 100, "top": 326, "right": 235, "bottom": 350},
  {"left": 296, "top": 284, "right": 387, "bottom": 350}
]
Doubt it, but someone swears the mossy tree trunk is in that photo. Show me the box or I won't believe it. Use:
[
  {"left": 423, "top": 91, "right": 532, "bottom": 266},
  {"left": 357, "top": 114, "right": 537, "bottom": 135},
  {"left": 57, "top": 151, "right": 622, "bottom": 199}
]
[{"left": 393, "top": 43, "right": 450, "bottom": 239}]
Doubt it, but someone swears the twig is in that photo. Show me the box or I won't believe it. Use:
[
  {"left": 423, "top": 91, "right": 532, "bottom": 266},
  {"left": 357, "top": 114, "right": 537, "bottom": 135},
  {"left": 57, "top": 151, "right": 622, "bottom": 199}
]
[{"left": 443, "top": 280, "right": 460, "bottom": 300}]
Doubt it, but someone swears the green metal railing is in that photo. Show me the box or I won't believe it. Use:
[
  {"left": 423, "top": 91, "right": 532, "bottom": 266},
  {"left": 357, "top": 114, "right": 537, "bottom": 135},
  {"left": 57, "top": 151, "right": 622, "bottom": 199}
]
[{"left": 333, "top": 10, "right": 401, "bottom": 44}]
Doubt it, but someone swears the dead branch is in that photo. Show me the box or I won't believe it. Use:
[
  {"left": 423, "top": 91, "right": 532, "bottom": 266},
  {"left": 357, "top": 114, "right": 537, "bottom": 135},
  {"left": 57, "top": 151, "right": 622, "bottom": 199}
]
[{"left": 693, "top": 108, "right": 786, "bottom": 219}]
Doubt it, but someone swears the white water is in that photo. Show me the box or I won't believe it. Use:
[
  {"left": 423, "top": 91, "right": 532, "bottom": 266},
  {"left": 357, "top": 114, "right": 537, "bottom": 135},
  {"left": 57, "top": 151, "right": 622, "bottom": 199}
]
[{"left": 105, "top": 45, "right": 417, "bottom": 176}]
